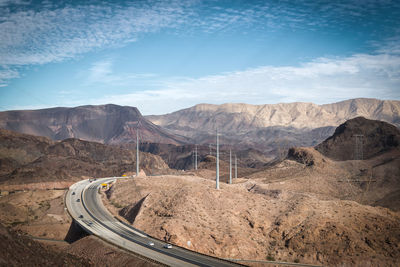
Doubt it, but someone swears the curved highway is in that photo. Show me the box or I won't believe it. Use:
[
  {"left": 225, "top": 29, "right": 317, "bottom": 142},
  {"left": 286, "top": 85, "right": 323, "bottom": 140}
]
[{"left": 66, "top": 178, "right": 242, "bottom": 267}]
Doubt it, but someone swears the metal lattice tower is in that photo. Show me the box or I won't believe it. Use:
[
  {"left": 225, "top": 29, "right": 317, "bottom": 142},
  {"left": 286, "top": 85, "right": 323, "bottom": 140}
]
[{"left": 354, "top": 134, "right": 364, "bottom": 160}]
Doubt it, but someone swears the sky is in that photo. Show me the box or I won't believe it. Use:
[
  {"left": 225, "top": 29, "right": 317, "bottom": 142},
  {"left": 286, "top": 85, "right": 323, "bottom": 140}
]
[{"left": 0, "top": 0, "right": 399, "bottom": 115}]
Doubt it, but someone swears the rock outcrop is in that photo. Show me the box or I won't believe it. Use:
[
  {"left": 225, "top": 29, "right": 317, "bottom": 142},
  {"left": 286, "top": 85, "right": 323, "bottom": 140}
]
[
  {"left": 0, "top": 104, "right": 188, "bottom": 145},
  {"left": 0, "top": 129, "right": 169, "bottom": 186},
  {"left": 315, "top": 116, "right": 400, "bottom": 160}
]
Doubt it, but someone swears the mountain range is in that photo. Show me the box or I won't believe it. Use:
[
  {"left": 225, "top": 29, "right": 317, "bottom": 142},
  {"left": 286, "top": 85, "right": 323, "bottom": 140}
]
[
  {"left": 1, "top": 98, "right": 399, "bottom": 159},
  {"left": 147, "top": 98, "right": 400, "bottom": 152},
  {"left": 147, "top": 98, "right": 400, "bottom": 134},
  {"left": 0, "top": 104, "right": 187, "bottom": 145}
]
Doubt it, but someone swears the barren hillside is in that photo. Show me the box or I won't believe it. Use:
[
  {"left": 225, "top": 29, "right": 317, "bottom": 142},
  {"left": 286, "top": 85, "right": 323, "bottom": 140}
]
[
  {"left": 104, "top": 117, "right": 400, "bottom": 266},
  {"left": 146, "top": 98, "right": 400, "bottom": 153},
  {"left": 0, "top": 223, "right": 89, "bottom": 266},
  {"left": 121, "top": 142, "right": 273, "bottom": 170},
  {"left": 105, "top": 170, "right": 400, "bottom": 266},
  {"left": 0, "top": 129, "right": 169, "bottom": 187},
  {"left": 148, "top": 98, "right": 400, "bottom": 131},
  {"left": 0, "top": 104, "right": 188, "bottom": 145},
  {"left": 315, "top": 116, "right": 400, "bottom": 160}
]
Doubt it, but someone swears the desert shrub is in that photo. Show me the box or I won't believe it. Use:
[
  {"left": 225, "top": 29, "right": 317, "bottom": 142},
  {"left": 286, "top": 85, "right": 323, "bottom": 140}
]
[{"left": 266, "top": 254, "right": 275, "bottom": 261}]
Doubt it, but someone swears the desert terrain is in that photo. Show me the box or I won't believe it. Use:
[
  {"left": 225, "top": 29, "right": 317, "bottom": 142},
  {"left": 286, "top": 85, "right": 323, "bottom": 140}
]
[
  {"left": 0, "top": 104, "right": 399, "bottom": 266},
  {"left": 104, "top": 156, "right": 400, "bottom": 266},
  {"left": 104, "top": 117, "right": 400, "bottom": 266},
  {"left": 0, "top": 128, "right": 168, "bottom": 266}
]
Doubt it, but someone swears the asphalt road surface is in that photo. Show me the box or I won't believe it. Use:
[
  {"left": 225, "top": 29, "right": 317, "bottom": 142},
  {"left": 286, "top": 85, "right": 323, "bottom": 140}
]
[{"left": 66, "top": 177, "right": 243, "bottom": 267}]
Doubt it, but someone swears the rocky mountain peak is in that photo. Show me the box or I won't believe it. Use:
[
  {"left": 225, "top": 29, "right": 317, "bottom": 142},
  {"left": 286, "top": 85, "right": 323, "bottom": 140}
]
[
  {"left": 315, "top": 116, "right": 400, "bottom": 160},
  {"left": 0, "top": 104, "right": 186, "bottom": 145}
]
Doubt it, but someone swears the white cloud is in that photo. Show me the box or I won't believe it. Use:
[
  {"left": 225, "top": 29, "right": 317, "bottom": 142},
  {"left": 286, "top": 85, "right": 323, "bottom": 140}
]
[
  {"left": 0, "top": 68, "right": 19, "bottom": 87},
  {"left": 0, "top": 1, "right": 196, "bottom": 86},
  {"left": 86, "top": 52, "right": 400, "bottom": 114},
  {"left": 0, "top": 1, "right": 193, "bottom": 67},
  {"left": 87, "top": 60, "right": 115, "bottom": 84},
  {"left": 0, "top": 0, "right": 29, "bottom": 6},
  {"left": 3, "top": 0, "right": 397, "bottom": 69},
  {"left": 83, "top": 59, "right": 158, "bottom": 87},
  {"left": 1, "top": 0, "right": 399, "bottom": 107}
]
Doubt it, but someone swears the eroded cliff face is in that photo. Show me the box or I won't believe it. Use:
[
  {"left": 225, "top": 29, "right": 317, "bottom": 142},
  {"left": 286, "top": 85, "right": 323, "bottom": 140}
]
[
  {"left": 147, "top": 98, "right": 400, "bottom": 133},
  {"left": 0, "top": 104, "right": 188, "bottom": 145},
  {"left": 146, "top": 98, "right": 400, "bottom": 155}
]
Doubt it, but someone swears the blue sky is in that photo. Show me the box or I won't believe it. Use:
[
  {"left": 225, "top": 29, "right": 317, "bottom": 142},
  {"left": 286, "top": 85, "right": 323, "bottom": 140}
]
[{"left": 0, "top": 0, "right": 400, "bottom": 114}]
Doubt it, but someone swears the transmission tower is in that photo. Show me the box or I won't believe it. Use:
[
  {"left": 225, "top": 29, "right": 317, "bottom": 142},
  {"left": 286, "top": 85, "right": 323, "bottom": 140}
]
[{"left": 354, "top": 134, "right": 364, "bottom": 160}]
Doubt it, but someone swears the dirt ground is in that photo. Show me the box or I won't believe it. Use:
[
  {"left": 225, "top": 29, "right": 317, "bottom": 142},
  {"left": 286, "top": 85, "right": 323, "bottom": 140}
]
[
  {"left": 0, "top": 189, "right": 71, "bottom": 240},
  {"left": 105, "top": 149, "right": 400, "bottom": 266},
  {"left": 0, "top": 187, "right": 163, "bottom": 266}
]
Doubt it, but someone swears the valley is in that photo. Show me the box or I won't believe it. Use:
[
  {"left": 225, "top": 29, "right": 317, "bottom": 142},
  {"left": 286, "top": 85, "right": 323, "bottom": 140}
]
[
  {"left": 103, "top": 117, "right": 400, "bottom": 266},
  {"left": 0, "top": 99, "right": 399, "bottom": 266}
]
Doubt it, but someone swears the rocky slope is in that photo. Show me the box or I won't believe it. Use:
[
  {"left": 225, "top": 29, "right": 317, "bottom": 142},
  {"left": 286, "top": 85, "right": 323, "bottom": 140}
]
[
  {"left": 148, "top": 98, "right": 400, "bottom": 131},
  {"left": 120, "top": 142, "right": 273, "bottom": 170},
  {"left": 0, "top": 104, "right": 188, "bottom": 145},
  {"left": 315, "top": 116, "right": 400, "bottom": 160},
  {"left": 104, "top": 117, "right": 400, "bottom": 266},
  {"left": 104, "top": 146, "right": 400, "bottom": 266},
  {"left": 0, "top": 129, "right": 169, "bottom": 187},
  {"left": 0, "top": 223, "right": 89, "bottom": 266},
  {"left": 106, "top": 173, "right": 400, "bottom": 266},
  {"left": 146, "top": 98, "right": 400, "bottom": 153},
  {"left": 65, "top": 235, "right": 162, "bottom": 266}
]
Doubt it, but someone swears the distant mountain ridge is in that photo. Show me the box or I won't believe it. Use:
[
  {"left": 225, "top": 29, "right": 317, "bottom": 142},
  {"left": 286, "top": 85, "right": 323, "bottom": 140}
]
[
  {"left": 0, "top": 104, "right": 188, "bottom": 145},
  {"left": 147, "top": 98, "right": 400, "bottom": 133},
  {"left": 145, "top": 98, "right": 400, "bottom": 153},
  {"left": 1, "top": 98, "right": 399, "bottom": 158}
]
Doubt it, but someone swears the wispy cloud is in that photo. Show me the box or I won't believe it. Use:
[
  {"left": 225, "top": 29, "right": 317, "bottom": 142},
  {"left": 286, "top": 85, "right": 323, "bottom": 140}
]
[
  {"left": 83, "top": 59, "right": 158, "bottom": 87},
  {"left": 0, "top": 2, "right": 192, "bottom": 66},
  {"left": 1, "top": 0, "right": 399, "bottom": 94},
  {"left": 192, "top": 0, "right": 400, "bottom": 34},
  {"left": 0, "top": 0, "right": 29, "bottom": 7},
  {"left": 0, "top": 68, "right": 19, "bottom": 87},
  {"left": 88, "top": 50, "right": 400, "bottom": 114},
  {"left": 3, "top": 0, "right": 398, "bottom": 67},
  {"left": 0, "top": 0, "right": 195, "bottom": 86}
]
